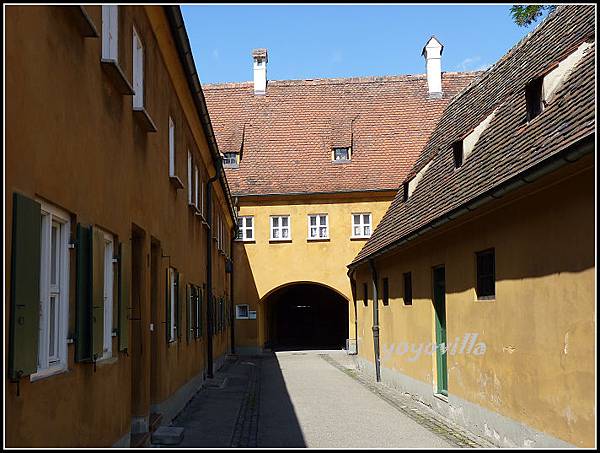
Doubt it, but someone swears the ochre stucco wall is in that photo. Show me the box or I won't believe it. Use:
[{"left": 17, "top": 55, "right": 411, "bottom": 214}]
[
  {"left": 352, "top": 155, "right": 595, "bottom": 447},
  {"left": 232, "top": 192, "right": 394, "bottom": 351},
  {"left": 5, "top": 6, "right": 233, "bottom": 447}
]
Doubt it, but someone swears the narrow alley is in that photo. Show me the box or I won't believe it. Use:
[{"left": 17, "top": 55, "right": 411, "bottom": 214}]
[{"left": 172, "top": 351, "right": 490, "bottom": 448}]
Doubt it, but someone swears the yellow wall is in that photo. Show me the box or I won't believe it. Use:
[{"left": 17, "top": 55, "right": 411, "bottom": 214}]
[
  {"left": 352, "top": 155, "right": 595, "bottom": 447},
  {"left": 233, "top": 192, "right": 394, "bottom": 351}
]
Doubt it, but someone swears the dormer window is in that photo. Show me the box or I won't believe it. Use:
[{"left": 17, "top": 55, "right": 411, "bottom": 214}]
[
  {"left": 402, "top": 181, "right": 409, "bottom": 202},
  {"left": 525, "top": 76, "right": 544, "bottom": 122},
  {"left": 222, "top": 152, "right": 240, "bottom": 168},
  {"left": 333, "top": 147, "right": 351, "bottom": 162},
  {"left": 452, "top": 140, "right": 464, "bottom": 168}
]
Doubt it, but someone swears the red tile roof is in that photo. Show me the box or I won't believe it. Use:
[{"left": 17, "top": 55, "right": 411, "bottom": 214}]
[
  {"left": 203, "top": 72, "right": 478, "bottom": 196},
  {"left": 351, "top": 5, "right": 596, "bottom": 267}
]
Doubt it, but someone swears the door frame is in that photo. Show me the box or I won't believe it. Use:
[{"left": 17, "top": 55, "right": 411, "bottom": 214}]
[{"left": 432, "top": 265, "right": 448, "bottom": 397}]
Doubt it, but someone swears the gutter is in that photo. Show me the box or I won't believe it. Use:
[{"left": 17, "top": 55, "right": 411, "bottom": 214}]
[
  {"left": 164, "top": 6, "right": 237, "bottom": 223},
  {"left": 205, "top": 173, "right": 218, "bottom": 378},
  {"left": 348, "top": 133, "right": 594, "bottom": 272}
]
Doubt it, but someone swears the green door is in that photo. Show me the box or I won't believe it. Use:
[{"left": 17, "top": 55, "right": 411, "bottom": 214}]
[{"left": 433, "top": 266, "right": 448, "bottom": 396}]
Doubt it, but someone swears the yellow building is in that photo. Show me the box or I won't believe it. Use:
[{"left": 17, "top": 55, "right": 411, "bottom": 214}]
[
  {"left": 5, "top": 5, "right": 235, "bottom": 447},
  {"left": 349, "top": 5, "right": 595, "bottom": 448},
  {"left": 203, "top": 49, "right": 477, "bottom": 353}
]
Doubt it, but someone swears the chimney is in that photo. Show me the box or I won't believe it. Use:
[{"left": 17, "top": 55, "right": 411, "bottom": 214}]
[
  {"left": 252, "top": 48, "right": 268, "bottom": 95},
  {"left": 422, "top": 36, "right": 443, "bottom": 98}
]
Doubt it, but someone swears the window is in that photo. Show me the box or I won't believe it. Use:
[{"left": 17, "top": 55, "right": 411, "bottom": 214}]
[
  {"left": 223, "top": 152, "right": 239, "bottom": 168},
  {"left": 333, "top": 147, "right": 351, "bottom": 161},
  {"left": 308, "top": 214, "right": 328, "bottom": 240},
  {"left": 476, "top": 249, "right": 495, "bottom": 300},
  {"left": 35, "top": 202, "right": 70, "bottom": 378},
  {"left": 168, "top": 267, "right": 177, "bottom": 342},
  {"left": 363, "top": 283, "right": 368, "bottom": 306},
  {"left": 236, "top": 304, "right": 249, "bottom": 319},
  {"left": 403, "top": 272, "right": 412, "bottom": 306},
  {"left": 132, "top": 26, "right": 144, "bottom": 109},
  {"left": 169, "top": 117, "right": 175, "bottom": 177},
  {"left": 402, "top": 181, "right": 409, "bottom": 202},
  {"left": 270, "top": 215, "right": 291, "bottom": 241},
  {"left": 194, "top": 164, "right": 199, "bottom": 210},
  {"left": 187, "top": 150, "right": 193, "bottom": 205},
  {"left": 352, "top": 213, "right": 372, "bottom": 238},
  {"left": 382, "top": 278, "right": 389, "bottom": 306},
  {"left": 101, "top": 5, "right": 118, "bottom": 61},
  {"left": 100, "top": 231, "right": 114, "bottom": 360},
  {"left": 236, "top": 216, "right": 254, "bottom": 241},
  {"left": 525, "top": 77, "right": 544, "bottom": 122},
  {"left": 452, "top": 140, "right": 464, "bottom": 168}
]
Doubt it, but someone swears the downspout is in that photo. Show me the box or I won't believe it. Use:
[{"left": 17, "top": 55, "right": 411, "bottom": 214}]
[
  {"left": 206, "top": 172, "right": 219, "bottom": 379},
  {"left": 229, "top": 225, "right": 236, "bottom": 355},
  {"left": 369, "top": 259, "right": 381, "bottom": 382}
]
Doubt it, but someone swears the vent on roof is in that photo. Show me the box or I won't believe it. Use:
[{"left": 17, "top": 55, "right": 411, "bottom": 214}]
[
  {"left": 404, "top": 160, "right": 432, "bottom": 201},
  {"left": 452, "top": 141, "right": 464, "bottom": 168}
]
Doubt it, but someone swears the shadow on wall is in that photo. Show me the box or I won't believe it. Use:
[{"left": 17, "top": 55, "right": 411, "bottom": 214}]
[
  {"left": 258, "top": 352, "right": 306, "bottom": 447},
  {"left": 234, "top": 242, "right": 261, "bottom": 346}
]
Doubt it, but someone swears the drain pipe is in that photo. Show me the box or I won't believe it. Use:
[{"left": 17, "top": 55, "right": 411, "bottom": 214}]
[
  {"left": 206, "top": 172, "right": 219, "bottom": 379},
  {"left": 369, "top": 259, "right": 381, "bottom": 382}
]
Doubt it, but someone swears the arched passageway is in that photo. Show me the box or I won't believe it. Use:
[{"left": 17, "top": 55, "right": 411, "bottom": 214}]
[{"left": 263, "top": 283, "right": 349, "bottom": 351}]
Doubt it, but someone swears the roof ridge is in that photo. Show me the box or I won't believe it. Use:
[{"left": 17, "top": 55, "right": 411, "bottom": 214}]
[{"left": 203, "top": 71, "right": 478, "bottom": 89}]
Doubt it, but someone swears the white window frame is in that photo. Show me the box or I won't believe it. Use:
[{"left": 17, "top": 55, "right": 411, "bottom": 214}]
[
  {"left": 236, "top": 216, "right": 254, "bottom": 242},
  {"left": 236, "top": 304, "right": 250, "bottom": 320},
  {"left": 351, "top": 213, "right": 372, "bottom": 238},
  {"left": 194, "top": 164, "right": 199, "bottom": 210},
  {"left": 101, "top": 5, "right": 119, "bottom": 61},
  {"left": 99, "top": 230, "right": 115, "bottom": 361},
  {"left": 169, "top": 267, "right": 177, "bottom": 342},
  {"left": 270, "top": 215, "right": 291, "bottom": 241},
  {"left": 308, "top": 214, "right": 329, "bottom": 240},
  {"left": 332, "top": 147, "right": 351, "bottom": 161},
  {"left": 187, "top": 150, "right": 193, "bottom": 205},
  {"left": 32, "top": 201, "right": 70, "bottom": 381},
  {"left": 222, "top": 152, "right": 239, "bottom": 167},
  {"left": 132, "top": 26, "right": 144, "bottom": 109},
  {"left": 169, "top": 116, "right": 175, "bottom": 177}
]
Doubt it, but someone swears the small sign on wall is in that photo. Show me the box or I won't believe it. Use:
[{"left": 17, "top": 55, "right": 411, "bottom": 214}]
[{"left": 248, "top": 311, "right": 257, "bottom": 319}]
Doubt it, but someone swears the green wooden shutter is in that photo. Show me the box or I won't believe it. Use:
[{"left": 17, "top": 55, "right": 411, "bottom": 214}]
[
  {"left": 75, "top": 223, "right": 93, "bottom": 362},
  {"left": 118, "top": 240, "right": 131, "bottom": 352},
  {"left": 92, "top": 227, "right": 105, "bottom": 360},
  {"left": 196, "top": 287, "right": 202, "bottom": 339},
  {"left": 9, "top": 193, "right": 41, "bottom": 380},
  {"left": 186, "top": 284, "right": 192, "bottom": 344},
  {"left": 176, "top": 272, "right": 183, "bottom": 340},
  {"left": 165, "top": 268, "right": 171, "bottom": 343}
]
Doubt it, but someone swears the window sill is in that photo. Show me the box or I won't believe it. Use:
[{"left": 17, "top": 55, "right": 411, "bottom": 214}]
[
  {"left": 332, "top": 159, "right": 351, "bottom": 164},
  {"left": 235, "top": 240, "right": 256, "bottom": 244},
  {"left": 307, "top": 237, "right": 330, "bottom": 242},
  {"left": 101, "top": 59, "right": 135, "bottom": 95},
  {"left": 350, "top": 236, "right": 371, "bottom": 241},
  {"left": 223, "top": 164, "right": 239, "bottom": 169},
  {"left": 169, "top": 175, "right": 184, "bottom": 190},
  {"left": 30, "top": 365, "right": 69, "bottom": 383},
  {"left": 68, "top": 6, "right": 99, "bottom": 38},
  {"left": 269, "top": 239, "right": 292, "bottom": 243},
  {"left": 96, "top": 356, "right": 118, "bottom": 367},
  {"left": 133, "top": 107, "right": 157, "bottom": 132},
  {"left": 475, "top": 297, "right": 496, "bottom": 302}
]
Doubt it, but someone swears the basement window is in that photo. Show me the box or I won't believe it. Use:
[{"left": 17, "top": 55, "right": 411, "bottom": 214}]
[
  {"left": 403, "top": 272, "right": 412, "bottom": 306},
  {"left": 476, "top": 248, "right": 495, "bottom": 300},
  {"left": 452, "top": 140, "right": 464, "bottom": 168},
  {"left": 525, "top": 76, "right": 544, "bottom": 122},
  {"left": 333, "top": 147, "right": 351, "bottom": 162}
]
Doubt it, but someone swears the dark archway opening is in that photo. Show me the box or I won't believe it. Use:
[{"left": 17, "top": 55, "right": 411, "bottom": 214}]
[{"left": 264, "top": 283, "right": 349, "bottom": 351}]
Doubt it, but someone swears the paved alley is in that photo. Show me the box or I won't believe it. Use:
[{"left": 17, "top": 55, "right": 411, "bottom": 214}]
[{"left": 172, "top": 351, "right": 490, "bottom": 448}]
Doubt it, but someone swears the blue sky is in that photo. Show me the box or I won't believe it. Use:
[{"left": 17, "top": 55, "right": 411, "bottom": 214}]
[{"left": 181, "top": 4, "right": 546, "bottom": 84}]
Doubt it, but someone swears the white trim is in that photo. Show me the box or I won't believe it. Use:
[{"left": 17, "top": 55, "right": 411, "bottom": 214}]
[
  {"left": 194, "top": 164, "right": 199, "bottom": 209},
  {"left": 31, "top": 200, "right": 70, "bottom": 381},
  {"left": 236, "top": 216, "right": 254, "bottom": 242},
  {"left": 101, "top": 5, "right": 118, "bottom": 61},
  {"left": 270, "top": 215, "right": 291, "bottom": 241},
  {"left": 168, "top": 116, "right": 175, "bottom": 177},
  {"left": 307, "top": 214, "right": 329, "bottom": 240},
  {"left": 132, "top": 25, "right": 144, "bottom": 109},
  {"left": 351, "top": 212, "right": 372, "bottom": 238}
]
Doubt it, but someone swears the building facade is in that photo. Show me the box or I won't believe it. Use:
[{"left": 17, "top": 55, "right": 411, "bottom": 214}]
[
  {"left": 5, "top": 5, "right": 235, "bottom": 447},
  {"left": 203, "top": 50, "right": 477, "bottom": 354},
  {"left": 348, "top": 5, "right": 595, "bottom": 448}
]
